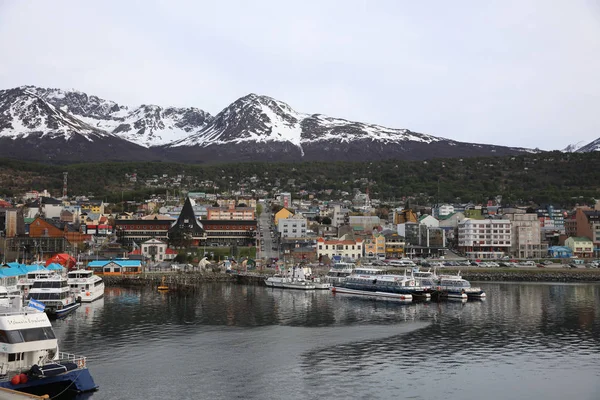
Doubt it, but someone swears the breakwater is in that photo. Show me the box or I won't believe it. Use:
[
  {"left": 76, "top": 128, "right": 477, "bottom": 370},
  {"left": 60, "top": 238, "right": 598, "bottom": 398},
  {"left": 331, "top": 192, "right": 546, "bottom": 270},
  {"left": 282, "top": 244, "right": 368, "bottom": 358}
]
[
  {"left": 461, "top": 268, "right": 600, "bottom": 282},
  {"left": 102, "top": 272, "right": 265, "bottom": 291}
]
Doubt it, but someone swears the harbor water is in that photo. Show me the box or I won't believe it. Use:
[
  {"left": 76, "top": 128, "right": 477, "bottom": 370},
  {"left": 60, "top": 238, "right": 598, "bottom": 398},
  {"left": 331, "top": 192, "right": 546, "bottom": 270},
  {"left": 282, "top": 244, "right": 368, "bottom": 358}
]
[{"left": 53, "top": 282, "right": 600, "bottom": 400}]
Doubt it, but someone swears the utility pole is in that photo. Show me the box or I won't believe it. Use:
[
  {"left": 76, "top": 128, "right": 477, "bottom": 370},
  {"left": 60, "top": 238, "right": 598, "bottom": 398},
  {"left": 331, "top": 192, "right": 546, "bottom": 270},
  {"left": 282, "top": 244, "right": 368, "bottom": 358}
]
[{"left": 63, "top": 172, "right": 68, "bottom": 199}]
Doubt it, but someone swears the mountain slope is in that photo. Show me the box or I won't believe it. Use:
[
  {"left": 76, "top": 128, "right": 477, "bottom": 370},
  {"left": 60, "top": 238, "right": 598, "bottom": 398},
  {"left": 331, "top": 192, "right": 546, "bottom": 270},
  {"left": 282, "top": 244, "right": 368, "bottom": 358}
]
[
  {"left": 165, "top": 93, "right": 532, "bottom": 163},
  {"left": 25, "top": 86, "right": 213, "bottom": 147},
  {"left": 576, "top": 138, "right": 600, "bottom": 153},
  {"left": 0, "top": 87, "right": 156, "bottom": 162}
]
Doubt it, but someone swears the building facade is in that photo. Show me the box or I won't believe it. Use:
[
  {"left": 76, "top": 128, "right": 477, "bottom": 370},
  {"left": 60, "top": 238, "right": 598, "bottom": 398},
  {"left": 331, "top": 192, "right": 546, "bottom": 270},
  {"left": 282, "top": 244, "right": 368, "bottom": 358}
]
[
  {"left": 207, "top": 204, "right": 255, "bottom": 220},
  {"left": 316, "top": 237, "right": 364, "bottom": 260},
  {"left": 202, "top": 220, "right": 257, "bottom": 246},
  {"left": 564, "top": 237, "right": 593, "bottom": 258},
  {"left": 458, "top": 218, "right": 512, "bottom": 259},
  {"left": 505, "top": 213, "right": 546, "bottom": 258},
  {"left": 115, "top": 219, "right": 172, "bottom": 247},
  {"left": 278, "top": 216, "right": 307, "bottom": 239}
]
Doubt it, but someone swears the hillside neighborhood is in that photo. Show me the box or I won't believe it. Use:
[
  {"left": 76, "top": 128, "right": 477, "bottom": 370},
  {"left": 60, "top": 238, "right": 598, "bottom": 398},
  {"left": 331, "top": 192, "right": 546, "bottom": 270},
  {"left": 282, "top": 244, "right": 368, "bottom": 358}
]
[{"left": 0, "top": 183, "right": 597, "bottom": 270}]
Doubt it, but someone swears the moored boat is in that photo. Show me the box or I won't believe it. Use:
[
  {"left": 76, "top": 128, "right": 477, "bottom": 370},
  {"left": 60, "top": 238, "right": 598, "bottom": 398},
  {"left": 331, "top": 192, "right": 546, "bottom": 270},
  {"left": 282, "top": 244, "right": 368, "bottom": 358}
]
[
  {"left": 27, "top": 273, "right": 80, "bottom": 318},
  {"left": 433, "top": 273, "right": 486, "bottom": 300},
  {"left": 0, "top": 287, "right": 98, "bottom": 396},
  {"left": 67, "top": 269, "right": 104, "bottom": 302},
  {"left": 330, "top": 268, "right": 415, "bottom": 303},
  {"left": 324, "top": 261, "right": 355, "bottom": 285}
]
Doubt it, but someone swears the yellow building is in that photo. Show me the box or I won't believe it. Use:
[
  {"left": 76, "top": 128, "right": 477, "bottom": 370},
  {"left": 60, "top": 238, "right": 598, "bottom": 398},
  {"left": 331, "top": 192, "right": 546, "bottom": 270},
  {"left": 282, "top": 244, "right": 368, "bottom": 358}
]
[
  {"left": 365, "top": 233, "right": 386, "bottom": 258},
  {"left": 274, "top": 208, "right": 294, "bottom": 225}
]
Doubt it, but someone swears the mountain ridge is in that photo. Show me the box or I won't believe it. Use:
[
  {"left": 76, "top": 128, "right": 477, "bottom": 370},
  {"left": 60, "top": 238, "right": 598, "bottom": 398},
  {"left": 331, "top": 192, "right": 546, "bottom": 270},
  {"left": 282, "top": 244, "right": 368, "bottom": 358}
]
[{"left": 0, "top": 85, "right": 546, "bottom": 163}]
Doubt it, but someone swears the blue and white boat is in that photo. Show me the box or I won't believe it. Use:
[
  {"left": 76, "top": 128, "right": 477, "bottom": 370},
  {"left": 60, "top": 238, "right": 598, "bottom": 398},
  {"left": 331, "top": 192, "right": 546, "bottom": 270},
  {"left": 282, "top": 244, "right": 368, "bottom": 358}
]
[
  {"left": 331, "top": 268, "right": 414, "bottom": 302},
  {"left": 0, "top": 286, "right": 98, "bottom": 396},
  {"left": 434, "top": 272, "right": 486, "bottom": 300},
  {"left": 26, "top": 272, "right": 80, "bottom": 318}
]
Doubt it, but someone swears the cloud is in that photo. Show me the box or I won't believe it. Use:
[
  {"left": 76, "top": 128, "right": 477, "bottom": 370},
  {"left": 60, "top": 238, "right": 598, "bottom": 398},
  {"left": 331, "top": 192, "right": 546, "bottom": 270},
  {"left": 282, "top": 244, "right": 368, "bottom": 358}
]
[{"left": 0, "top": 0, "right": 599, "bottom": 150}]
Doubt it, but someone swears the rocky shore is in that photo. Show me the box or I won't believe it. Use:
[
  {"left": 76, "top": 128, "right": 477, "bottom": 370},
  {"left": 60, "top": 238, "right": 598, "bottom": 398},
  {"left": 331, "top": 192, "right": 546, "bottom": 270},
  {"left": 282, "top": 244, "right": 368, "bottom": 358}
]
[{"left": 461, "top": 268, "right": 600, "bottom": 282}]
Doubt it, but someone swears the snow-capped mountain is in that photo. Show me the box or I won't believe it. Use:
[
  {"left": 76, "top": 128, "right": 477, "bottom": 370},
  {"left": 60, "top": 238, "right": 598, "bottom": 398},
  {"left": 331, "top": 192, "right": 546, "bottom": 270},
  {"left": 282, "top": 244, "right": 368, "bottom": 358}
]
[
  {"left": 0, "top": 87, "right": 155, "bottom": 162},
  {"left": 0, "top": 85, "right": 534, "bottom": 163},
  {"left": 563, "top": 141, "right": 587, "bottom": 152},
  {"left": 575, "top": 138, "right": 600, "bottom": 153},
  {"left": 21, "top": 86, "right": 213, "bottom": 147},
  {"left": 165, "top": 93, "right": 531, "bottom": 163}
]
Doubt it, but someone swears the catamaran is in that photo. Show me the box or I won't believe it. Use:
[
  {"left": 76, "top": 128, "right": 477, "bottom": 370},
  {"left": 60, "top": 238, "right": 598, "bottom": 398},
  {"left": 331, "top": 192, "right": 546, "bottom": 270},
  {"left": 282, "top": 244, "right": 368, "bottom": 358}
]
[{"left": 67, "top": 269, "right": 105, "bottom": 302}]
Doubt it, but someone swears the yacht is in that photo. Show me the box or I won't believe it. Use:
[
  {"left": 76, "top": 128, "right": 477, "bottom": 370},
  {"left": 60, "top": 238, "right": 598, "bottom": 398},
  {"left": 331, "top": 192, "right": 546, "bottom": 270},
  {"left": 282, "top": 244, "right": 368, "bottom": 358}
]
[
  {"left": 27, "top": 273, "right": 80, "bottom": 318},
  {"left": 67, "top": 269, "right": 105, "bottom": 302},
  {"left": 331, "top": 268, "right": 413, "bottom": 302},
  {"left": 324, "top": 261, "right": 355, "bottom": 285},
  {"left": 0, "top": 286, "right": 98, "bottom": 396}
]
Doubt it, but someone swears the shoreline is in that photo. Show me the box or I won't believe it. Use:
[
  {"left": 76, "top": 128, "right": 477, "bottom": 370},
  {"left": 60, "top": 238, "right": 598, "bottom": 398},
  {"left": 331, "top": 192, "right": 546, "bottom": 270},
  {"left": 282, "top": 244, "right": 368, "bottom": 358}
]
[{"left": 101, "top": 267, "right": 600, "bottom": 289}]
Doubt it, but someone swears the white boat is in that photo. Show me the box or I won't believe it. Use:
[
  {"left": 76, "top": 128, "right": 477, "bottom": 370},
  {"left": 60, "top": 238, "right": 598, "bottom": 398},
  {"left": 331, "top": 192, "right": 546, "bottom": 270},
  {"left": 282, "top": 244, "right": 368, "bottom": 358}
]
[
  {"left": 265, "top": 275, "right": 290, "bottom": 288},
  {"left": 67, "top": 269, "right": 105, "bottom": 302},
  {"left": 0, "top": 286, "right": 98, "bottom": 395},
  {"left": 16, "top": 269, "right": 51, "bottom": 297},
  {"left": 331, "top": 268, "right": 414, "bottom": 302},
  {"left": 27, "top": 273, "right": 80, "bottom": 318},
  {"left": 309, "top": 277, "right": 331, "bottom": 290},
  {"left": 282, "top": 265, "right": 315, "bottom": 290},
  {"left": 436, "top": 273, "right": 486, "bottom": 300},
  {"left": 324, "top": 261, "right": 355, "bottom": 285}
]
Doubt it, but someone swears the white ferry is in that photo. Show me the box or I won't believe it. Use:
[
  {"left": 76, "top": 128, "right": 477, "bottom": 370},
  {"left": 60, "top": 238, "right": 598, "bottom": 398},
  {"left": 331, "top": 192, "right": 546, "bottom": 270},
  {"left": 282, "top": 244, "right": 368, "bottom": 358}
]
[
  {"left": 0, "top": 286, "right": 98, "bottom": 396},
  {"left": 324, "top": 261, "right": 355, "bottom": 285},
  {"left": 27, "top": 273, "right": 80, "bottom": 318},
  {"left": 67, "top": 269, "right": 105, "bottom": 303},
  {"left": 436, "top": 273, "right": 486, "bottom": 300},
  {"left": 331, "top": 268, "right": 414, "bottom": 302}
]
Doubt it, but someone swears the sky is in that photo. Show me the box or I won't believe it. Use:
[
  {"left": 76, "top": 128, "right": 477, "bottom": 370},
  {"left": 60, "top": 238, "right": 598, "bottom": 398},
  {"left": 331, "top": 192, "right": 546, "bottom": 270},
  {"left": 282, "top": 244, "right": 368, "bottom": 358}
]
[{"left": 1, "top": 0, "right": 599, "bottom": 150}]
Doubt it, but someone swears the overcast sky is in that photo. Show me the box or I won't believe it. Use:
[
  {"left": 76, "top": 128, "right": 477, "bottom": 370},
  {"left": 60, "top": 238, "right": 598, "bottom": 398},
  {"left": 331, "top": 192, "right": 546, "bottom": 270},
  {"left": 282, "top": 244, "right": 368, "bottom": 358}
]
[{"left": 1, "top": 1, "right": 599, "bottom": 150}]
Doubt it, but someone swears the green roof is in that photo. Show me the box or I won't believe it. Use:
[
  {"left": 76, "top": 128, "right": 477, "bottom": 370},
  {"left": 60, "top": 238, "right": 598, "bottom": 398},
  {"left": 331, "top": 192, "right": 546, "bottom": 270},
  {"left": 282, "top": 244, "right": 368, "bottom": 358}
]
[
  {"left": 438, "top": 212, "right": 456, "bottom": 221},
  {"left": 570, "top": 236, "right": 592, "bottom": 242},
  {"left": 24, "top": 218, "right": 35, "bottom": 224}
]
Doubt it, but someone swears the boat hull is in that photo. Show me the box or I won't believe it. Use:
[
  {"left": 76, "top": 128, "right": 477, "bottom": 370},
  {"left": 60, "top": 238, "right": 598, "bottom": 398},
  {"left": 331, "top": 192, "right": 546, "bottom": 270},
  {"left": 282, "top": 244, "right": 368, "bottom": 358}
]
[
  {"left": 282, "top": 282, "right": 316, "bottom": 290},
  {"left": 0, "top": 367, "right": 98, "bottom": 396},
  {"left": 331, "top": 287, "right": 412, "bottom": 302},
  {"left": 49, "top": 302, "right": 81, "bottom": 319},
  {"left": 75, "top": 288, "right": 105, "bottom": 303},
  {"left": 313, "top": 282, "right": 332, "bottom": 290}
]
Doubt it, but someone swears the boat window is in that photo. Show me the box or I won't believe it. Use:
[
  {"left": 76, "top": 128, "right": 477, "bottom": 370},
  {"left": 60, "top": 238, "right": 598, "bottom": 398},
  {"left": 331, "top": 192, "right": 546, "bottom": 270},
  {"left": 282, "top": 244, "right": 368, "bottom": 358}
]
[
  {"left": 8, "top": 353, "right": 24, "bottom": 362},
  {"left": 0, "top": 330, "right": 24, "bottom": 344},
  {"left": 21, "top": 327, "right": 56, "bottom": 342}
]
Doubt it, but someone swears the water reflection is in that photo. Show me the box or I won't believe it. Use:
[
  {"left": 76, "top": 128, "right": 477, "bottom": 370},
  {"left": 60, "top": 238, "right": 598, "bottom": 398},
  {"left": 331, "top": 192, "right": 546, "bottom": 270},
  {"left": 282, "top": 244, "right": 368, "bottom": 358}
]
[{"left": 50, "top": 283, "right": 600, "bottom": 400}]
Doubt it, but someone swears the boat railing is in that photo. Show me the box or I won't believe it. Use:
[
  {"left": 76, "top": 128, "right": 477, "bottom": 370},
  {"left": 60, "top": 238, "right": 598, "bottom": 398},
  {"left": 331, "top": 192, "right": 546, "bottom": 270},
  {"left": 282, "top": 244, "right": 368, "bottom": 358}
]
[{"left": 57, "top": 352, "right": 87, "bottom": 369}]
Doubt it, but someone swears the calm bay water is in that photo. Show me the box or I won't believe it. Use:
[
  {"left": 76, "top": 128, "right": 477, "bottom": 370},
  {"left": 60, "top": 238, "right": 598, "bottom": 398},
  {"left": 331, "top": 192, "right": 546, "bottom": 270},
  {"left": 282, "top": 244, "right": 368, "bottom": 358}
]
[{"left": 52, "top": 282, "right": 600, "bottom": 400}]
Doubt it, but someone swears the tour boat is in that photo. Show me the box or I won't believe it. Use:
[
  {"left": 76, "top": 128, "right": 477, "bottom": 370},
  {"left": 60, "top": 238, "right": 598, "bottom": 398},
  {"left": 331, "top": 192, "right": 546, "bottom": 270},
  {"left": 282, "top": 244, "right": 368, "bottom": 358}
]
[
  {"left": 330, "top": 268, "right": 414, "bottom": 302},
  {"left": 265, "top": 265, "right": 316, "bottom": 290},
  {"left": 27, "top": 273, "right": 80, "bottom": 318},
  {"left": 16, "top": 269, "right": 52, "bottom": 298},
  {"left": 0, "top": 287, "right": 98, "bottom": 396},
  {"left": 435, "top": 274, "right": 486, "bottom": 300},
  {"left": 324, "top": 261, "right": 355, "bottom": 285},
  {"left": 67, "top": 269, "right": 105, "bottom": 302}
]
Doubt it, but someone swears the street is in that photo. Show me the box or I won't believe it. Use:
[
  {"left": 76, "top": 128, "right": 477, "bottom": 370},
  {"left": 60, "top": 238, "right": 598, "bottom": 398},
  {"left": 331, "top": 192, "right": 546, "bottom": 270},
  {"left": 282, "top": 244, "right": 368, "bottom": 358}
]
[{"left": 257, "top": 206, "right": 278, "bottom": 261}]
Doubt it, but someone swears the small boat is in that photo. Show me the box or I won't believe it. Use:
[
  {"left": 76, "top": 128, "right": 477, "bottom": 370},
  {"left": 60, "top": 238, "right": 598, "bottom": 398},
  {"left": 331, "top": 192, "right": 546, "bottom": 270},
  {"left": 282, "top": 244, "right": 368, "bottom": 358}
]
[
  {"left": 157, "top": 276, "right": 169, "bottom": 291},
  {"left": 433, "top": 272, "right": 486, "bottom": 300},
  {"left": 264, "top": 275, "right": 290, "bottom": 288},
  {"left": 0, "top": 286, "right": 98, "bottom": 396},
  {"left": 67, "top": 269, "right": 104, "bottom": 302},
  {"left": 26, "top": 272, "right": 80, "bottom": 318},
  {"left": 309, "top": 277, "right": 331, "bottom": 290}
]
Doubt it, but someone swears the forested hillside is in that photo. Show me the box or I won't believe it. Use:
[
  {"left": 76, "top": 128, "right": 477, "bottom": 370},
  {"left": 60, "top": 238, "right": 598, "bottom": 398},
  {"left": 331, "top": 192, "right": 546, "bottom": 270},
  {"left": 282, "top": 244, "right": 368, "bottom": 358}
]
[{"left": 0, "top": 152, "right": 597, "bottom": 207}]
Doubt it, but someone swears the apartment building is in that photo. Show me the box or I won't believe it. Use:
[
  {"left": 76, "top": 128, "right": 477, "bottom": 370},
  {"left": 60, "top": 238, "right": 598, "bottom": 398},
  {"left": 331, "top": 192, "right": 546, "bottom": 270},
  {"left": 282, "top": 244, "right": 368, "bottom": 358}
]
[{"left": 458, "top": 218, "right": 512, "bottom": 259}]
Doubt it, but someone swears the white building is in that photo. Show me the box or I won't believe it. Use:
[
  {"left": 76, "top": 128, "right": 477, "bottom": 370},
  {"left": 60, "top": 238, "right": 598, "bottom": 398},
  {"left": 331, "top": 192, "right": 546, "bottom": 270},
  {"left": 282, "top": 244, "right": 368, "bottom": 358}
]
[
  {"left": 418, "top": 215, "right": 439, "bottom": 228},
  {"left": 140, "top": 238, "right": 176, "bottom": 262},
  {"left": 438, "top": 204, "right": 455, "bottom": 217},
  {"left": 332, "top": 205, "right": 349, "bottom": 227},
  {"left": 458, "top": 218, "right": 512, "bottom": 259},
  {"left": 278, "top": 216, "right": 307, "bottom": 239},
  {"left": 316, "top": 236, "right": 364, "bottom": 260}
]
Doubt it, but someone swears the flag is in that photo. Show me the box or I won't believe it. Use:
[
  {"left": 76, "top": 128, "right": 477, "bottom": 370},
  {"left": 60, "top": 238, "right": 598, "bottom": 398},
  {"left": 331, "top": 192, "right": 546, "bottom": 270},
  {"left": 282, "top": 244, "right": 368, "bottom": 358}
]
[{"left": 28, "top": 298, "right": 45, "bottom": 312}]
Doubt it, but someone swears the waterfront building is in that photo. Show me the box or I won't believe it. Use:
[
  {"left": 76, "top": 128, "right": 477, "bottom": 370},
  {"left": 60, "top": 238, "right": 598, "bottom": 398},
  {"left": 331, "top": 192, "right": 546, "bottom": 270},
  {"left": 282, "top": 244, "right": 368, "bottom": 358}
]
[
  {"left": 207, "top": 203, "right": 255, "bottom": 220},
  {"left": 458, "top": 218, "right": 512, "bottom": 259},
  {"left": 316, "top": 236, "right": 364, "bottom": 260},
  {"left": 168, "top": 197, "right": 206, "bottom": 246},
  {"left": 505, "top": 213, "right": 547, "bottom": 258},
  {"left": 115, "top": 219, "right": 172, "bottom": 248},
  {"left": 564, "top": 236, "right": 593, "bottom": 258}
]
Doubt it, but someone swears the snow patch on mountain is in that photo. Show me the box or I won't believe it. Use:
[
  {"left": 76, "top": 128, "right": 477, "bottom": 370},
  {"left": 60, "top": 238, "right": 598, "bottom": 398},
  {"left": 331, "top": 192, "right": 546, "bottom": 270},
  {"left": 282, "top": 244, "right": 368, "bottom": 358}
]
[{"left": 563, "top": 140, "right": 588, "bottom": 153}]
